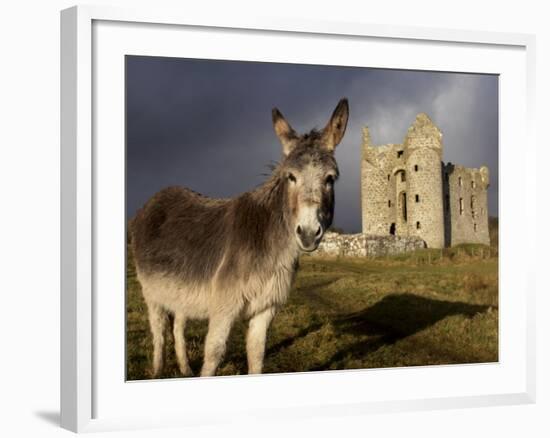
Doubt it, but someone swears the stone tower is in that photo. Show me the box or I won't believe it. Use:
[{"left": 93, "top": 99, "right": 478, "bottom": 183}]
[
  {"left": 402, "top": 113, "right": 445, "bottom": 248},
  {"left": 443, "top": 163, "right": 490, "bottom": 246},
  {"left": 361, "top": 113, "right": 490, "bottom": 248}
]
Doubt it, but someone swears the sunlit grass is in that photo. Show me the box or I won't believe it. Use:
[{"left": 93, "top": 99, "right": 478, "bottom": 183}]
[{"left": 126, "top": 248, "right": 498, "bottom": 380}]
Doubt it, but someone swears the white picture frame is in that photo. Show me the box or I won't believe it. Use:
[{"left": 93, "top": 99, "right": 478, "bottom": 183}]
[{"left": 60, "top": 4, "right": 536, "bottom": 433}]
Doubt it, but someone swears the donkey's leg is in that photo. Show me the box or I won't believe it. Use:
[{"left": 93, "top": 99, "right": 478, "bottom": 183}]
[
  {"left": 200, "top": 314, "right": 236, "bottom": 377},
  {"left": 173, "top": 312, "right": 193, "bottom": 377},
  {"left": 246, "top": 307, "right": 276, "bottom": 374},
  {"left": 146, "top": 301, "right": 167, "bottom": 378}
]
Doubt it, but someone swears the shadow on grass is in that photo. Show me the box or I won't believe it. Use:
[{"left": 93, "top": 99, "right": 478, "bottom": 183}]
[
  {"left": 310, "top": 292, "right": 495, "bottom": 370},
  {"left": 335, "top": 293, "right": 493, "bottom": 337},
  {"left": 293, "top": 278, "right": 341, "bottom": 310},
  {"left": 266, "top": 321, "right": 326, "bottom": 358}
]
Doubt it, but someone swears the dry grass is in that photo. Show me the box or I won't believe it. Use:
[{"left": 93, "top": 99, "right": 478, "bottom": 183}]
[{"left": 126, "top": 247, "right": 498, "bottom": 380}]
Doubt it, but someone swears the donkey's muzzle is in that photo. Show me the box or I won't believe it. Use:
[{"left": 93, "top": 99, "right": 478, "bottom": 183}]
[{"left": 296, "top": 225, "right": 323, "bottom": 252}]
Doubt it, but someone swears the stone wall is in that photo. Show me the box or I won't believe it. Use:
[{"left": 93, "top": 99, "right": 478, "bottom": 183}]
[
  {"left": 312, "top": 232, "right": 426, "bottom": 257},
  {"left": 361, "top": 127, "right": 397, "bottom": 235}
]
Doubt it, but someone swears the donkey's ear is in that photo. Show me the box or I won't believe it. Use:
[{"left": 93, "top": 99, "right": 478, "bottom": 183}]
[
  {"left": 322, "top": 98, "right": 349, "bottom": 151},
  {"left": 272, "top": 108, "right": 298, "bottom": 156}
]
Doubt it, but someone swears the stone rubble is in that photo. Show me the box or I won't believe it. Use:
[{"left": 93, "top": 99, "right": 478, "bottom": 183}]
[{"left": 312, "top": 232, "right": 426, "bottom": 257}]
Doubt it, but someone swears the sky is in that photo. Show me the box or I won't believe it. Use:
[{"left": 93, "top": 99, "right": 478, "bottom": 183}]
[{"left": 126, "top": 56, "right": 498, "bottom": 233}]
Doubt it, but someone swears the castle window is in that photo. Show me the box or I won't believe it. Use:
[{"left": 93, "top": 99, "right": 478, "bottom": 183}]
[
  {"left": 415, "top": 194, "right": 420, "bottom": 202},
  {"left": 388, "top": 200, "right": 391, "bottom": 207},
  {"left": 414, "top": 164, "right": 419, "bottom": 172},
  {"left": 470, "top": 195, "right": 476, "bottom": 210},
  {"left": 389, "top": 223, "right": 396, "bottom": 235},
  {"left": 397, "top": 150, "right": 404, "bottom": 158},
  {"left": 459, "top": 198, "right": 464, "bottom": 215},
  {"left": 395, "top": 169, "right": 406, "bottom": 182},
  {"left": 416, "top": 221, "right": 421, "bottom": 229},
  {"left": 387, "top": 174, "right": 390, "bottom": 181},
  {"left": 401, "top": 192, "right": 407, "bottom": 222},
  {"left": 471, "top": 180, "right": 476, "bottom": 189},
  {"left": 458, "top": 177, "right": 463, "bottom": 187},
  {"left": 474, "top": 223, "right": 477, "bottom": 232}
]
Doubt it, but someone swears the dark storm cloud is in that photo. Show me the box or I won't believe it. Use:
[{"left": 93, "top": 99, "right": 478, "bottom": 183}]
[{"left": 126, "top": 56, "right": 498, "bottom": 233}]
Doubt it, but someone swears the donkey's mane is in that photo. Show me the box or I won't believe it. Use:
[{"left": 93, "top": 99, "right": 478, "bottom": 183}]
[{"left": 252, "top": 163, "right": 285, "bottom": 204}]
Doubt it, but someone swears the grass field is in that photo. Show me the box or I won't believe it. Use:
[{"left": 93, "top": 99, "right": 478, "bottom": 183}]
[{"left": 126, "top": 244, "right": 498, "bottom": 380}]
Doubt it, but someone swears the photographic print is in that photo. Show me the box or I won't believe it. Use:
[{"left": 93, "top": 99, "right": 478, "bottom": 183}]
[{"left": 125, "top": 56, "right": 498, "bottom": 380}]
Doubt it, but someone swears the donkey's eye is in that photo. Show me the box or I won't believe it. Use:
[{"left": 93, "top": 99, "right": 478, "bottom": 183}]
[{"left": 288, "top": 173, "right": 297, "bottom": 183}]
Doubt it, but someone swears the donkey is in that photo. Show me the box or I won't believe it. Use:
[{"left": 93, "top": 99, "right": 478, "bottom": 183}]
[{"left": 131, "top": 98, "right": 349, "bottom": 377}]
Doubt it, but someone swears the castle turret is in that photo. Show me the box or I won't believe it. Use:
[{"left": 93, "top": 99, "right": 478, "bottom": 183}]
[{"left": 403, "top": 113, "right": 445, "bottom": 248}]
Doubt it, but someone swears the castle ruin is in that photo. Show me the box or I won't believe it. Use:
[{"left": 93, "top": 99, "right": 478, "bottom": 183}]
[{"left": 361, "top": 113, "right": 490, "bottom": 249}]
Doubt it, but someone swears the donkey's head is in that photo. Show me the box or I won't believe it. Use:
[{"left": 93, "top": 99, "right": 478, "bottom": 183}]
[{"left": 272, "top": 98, "right": 349, "bottom": 252}]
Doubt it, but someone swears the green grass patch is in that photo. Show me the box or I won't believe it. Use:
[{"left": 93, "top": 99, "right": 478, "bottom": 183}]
[{"left": 126, "top": 250, "right": 498, "bottom": 379}]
